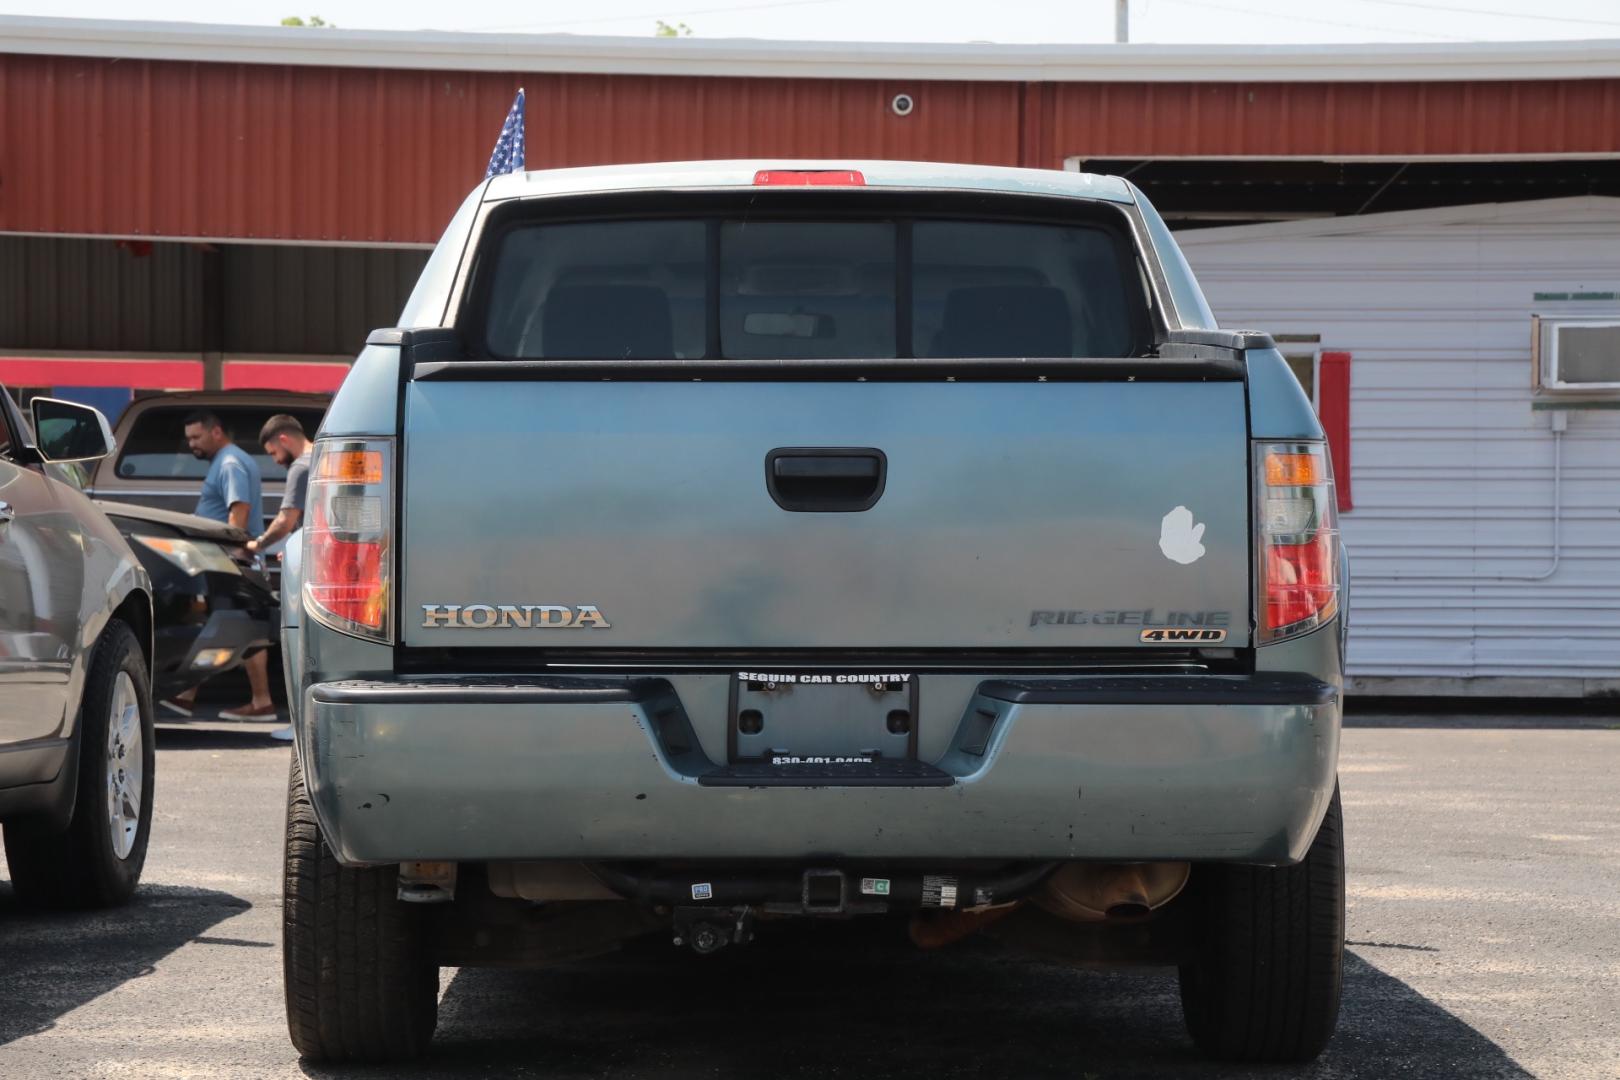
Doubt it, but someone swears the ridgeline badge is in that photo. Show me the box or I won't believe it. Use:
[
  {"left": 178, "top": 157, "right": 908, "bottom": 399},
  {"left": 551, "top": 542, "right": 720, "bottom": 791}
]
[
  {"left": 1030, "top": 610, "right": 1231, "bottom": 644},
  {"left": 421, "top": 604, "right": 611, "bottom": 629}
]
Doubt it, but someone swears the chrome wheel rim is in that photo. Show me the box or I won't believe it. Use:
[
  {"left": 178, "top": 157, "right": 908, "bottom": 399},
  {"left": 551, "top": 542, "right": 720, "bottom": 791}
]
[{"left": 105, "top": 671, "right": 143, "bottom": 860}]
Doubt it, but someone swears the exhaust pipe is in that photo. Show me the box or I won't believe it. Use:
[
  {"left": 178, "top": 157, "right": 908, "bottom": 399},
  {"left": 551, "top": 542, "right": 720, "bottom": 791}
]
[
  {"left": 1033, "top": 862, "right": 1190, "bottom": 923},
  {"left": 910, "top": 862, "right": 1190, "bottom": 948}
]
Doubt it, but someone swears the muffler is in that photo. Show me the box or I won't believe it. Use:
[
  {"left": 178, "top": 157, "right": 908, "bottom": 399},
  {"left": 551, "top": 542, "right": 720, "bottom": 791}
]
[{"left": 1033, "top": 862, "right": 1190, "bottom": 922}]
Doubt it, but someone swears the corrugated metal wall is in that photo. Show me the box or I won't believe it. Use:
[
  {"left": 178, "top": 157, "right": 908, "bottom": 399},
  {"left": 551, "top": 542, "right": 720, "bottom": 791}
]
[
  {"left": 1180, "top": 197, "right": 1620, "bottom": 687},
  {"left": 0, "top": 54, "right": 1021, "bottom": 244},
  {"left": 0, "top": 234, "right": 203, "bottom": 351},
  {"left": 1048, "top": 79, "right": 1620, "bottom": 158},
  {"left": 0, "top": 235, "right": 426, "bottom": 355},
  {"left": 221, "top": 244, "right": 427, "bottom": 355},
  {"left": 5, "top": 52, "right": 1619, "bottom": 244}
]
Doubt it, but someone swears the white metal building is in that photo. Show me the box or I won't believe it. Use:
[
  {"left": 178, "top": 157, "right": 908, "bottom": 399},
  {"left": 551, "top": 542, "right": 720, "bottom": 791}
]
[{"left": 1181, "top": 197, "right": 1620, "bottom": 697}]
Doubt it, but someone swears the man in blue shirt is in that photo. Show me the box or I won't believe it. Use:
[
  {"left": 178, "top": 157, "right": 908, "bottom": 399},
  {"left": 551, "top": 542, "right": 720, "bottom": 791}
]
[
  {"left": 164, "top": 411, "right": 277, "bottom": 722},
  {"left": 189, "top": 411, "right": 263, "bottom": 531}
]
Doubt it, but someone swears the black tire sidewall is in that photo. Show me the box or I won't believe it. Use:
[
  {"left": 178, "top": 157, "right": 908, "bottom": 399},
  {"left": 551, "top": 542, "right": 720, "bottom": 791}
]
[
  {"left": 284, "top": 754, "right": 439, "bottom": 1062},
  {"left": 73, "top": 620, "right": 156, "bottom": 904},
  {"left": 1179, "top": 782, "right": 1345, "bottom": 1062}
]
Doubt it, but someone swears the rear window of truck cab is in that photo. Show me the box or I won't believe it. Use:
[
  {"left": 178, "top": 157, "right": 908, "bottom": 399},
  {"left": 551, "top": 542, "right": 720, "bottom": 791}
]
[{"left": 476, "top": 210, "right": 1151, "bottom": 361}]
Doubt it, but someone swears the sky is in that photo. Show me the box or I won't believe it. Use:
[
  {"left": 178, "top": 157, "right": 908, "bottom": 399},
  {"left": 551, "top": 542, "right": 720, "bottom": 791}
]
[{"left": 3, "top": 0, "right": 1620, "bottom": 43}]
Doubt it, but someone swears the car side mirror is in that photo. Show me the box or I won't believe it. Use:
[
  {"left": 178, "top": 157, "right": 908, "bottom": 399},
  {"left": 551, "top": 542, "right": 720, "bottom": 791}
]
[{"left": 29, "top": 397, "right": 117, "bottom": 463}]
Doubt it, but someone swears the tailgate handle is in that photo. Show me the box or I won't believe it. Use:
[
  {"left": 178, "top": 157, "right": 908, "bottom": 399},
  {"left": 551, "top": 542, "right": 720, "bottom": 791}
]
[{"left": 766, "top": 448, "right": 887, "bottom": 512}]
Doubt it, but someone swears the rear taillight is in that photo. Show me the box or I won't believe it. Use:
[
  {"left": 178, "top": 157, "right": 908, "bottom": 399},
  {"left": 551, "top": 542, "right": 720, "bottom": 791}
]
[
  {"left": 304, "top": 438, "right": 393, "bottom": 642},
  {"left": 1255, "top": 442, "right": 1340, "bottom": 643}
]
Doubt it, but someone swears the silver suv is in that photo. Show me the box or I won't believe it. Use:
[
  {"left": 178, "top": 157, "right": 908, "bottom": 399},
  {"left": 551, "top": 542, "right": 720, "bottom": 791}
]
[{"left": 0, "top": 390, "right": 155, "bottom": 908}]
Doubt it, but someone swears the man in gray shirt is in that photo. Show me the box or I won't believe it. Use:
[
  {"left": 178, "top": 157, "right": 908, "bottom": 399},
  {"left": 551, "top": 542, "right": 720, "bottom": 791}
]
[
  {"left": 248, "top": 414, "right": 312, "bottom": 740},
  {"left": 248, "top": 414, "right": 312, "bottom": 556}
]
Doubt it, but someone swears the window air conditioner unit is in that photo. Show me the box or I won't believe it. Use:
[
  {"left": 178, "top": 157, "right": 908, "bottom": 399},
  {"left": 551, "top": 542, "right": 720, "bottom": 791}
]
[{"left": 1536, "top": 317, "right": 1620, "bottom": 392}]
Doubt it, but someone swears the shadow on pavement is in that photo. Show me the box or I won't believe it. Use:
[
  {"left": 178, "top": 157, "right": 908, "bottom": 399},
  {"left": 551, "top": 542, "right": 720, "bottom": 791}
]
[
  {"left": 155, "top": 723, "right": 290, "bottom": 751},
  {"left": 1345, "top": 696, "right": 1619, "bottom": 730},
  {"left": 0, "top": 883, "right": 250, "bottom": 1045},
  {"left": 301, "top": 922, "right": 1532, "bottom": 1080}
]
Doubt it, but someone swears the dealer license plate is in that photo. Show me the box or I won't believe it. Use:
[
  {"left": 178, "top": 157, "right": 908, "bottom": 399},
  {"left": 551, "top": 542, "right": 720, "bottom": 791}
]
[{"left": 728, "top": 671, "right": 919, "bottom": 764}]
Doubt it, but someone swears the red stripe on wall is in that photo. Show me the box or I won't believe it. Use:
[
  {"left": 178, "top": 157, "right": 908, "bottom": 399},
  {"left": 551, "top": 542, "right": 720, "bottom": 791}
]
[
  {"left": 222, "top": 361, "right": 349, "bottom": 393},
  {"left": 0, "top": 357, "right": 203, "bottom": 389},
  {"left": 1318, "top": 351, "right": 1353, "bottom": 512}
]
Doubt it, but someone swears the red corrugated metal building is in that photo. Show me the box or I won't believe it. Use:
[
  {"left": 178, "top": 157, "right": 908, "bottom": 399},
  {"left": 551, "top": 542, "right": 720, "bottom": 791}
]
[{"left": 3, "top": 15, "right": 1620, "bottom": 404}]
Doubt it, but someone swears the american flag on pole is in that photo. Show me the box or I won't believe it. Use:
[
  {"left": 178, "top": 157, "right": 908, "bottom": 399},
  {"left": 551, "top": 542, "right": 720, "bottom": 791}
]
[{"left": 485, "top": 89, "right": 526, "bottom": 178}]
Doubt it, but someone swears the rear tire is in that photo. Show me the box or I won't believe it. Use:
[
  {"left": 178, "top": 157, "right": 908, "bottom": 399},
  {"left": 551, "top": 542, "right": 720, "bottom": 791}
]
[
  {"left": 1178, "top": 784, "right": 1345, "bottom": 1062},
  {"left": 282, "top": 753, "right": 438, "bottom": 1062},
  {"left": 3, "top": 620, "right": 154, "bottom": 909}
]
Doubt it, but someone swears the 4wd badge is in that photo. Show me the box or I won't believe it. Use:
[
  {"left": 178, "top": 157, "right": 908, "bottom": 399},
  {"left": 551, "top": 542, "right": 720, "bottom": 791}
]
[{"left": 1140, "top": 628, "right": 1227, "bottom": 643}]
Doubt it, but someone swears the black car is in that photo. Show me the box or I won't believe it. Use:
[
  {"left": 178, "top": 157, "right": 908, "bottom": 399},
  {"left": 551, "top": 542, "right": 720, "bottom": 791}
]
[{"left": 95, "top": 502, "right": 276, "bottom": 703}]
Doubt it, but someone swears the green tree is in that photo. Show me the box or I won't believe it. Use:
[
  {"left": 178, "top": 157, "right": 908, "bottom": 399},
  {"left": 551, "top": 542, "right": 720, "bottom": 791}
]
[
  {"left": 654, "top": 20, "right": 693, "bottom": 37},
  {"left": 280, "top": 16, "right": 334, "bottom": 27}
]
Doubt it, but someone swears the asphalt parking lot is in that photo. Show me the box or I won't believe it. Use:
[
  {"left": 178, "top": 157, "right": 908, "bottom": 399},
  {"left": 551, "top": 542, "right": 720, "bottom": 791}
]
[{"left": 2, "top": 713, "right": 1617, "bottom": 1080}]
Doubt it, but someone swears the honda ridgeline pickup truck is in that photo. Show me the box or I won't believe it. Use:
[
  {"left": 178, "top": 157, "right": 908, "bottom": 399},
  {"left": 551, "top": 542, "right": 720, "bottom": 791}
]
[{"left": 281, "top": 161, "right": 1347, "bottom": 1064}]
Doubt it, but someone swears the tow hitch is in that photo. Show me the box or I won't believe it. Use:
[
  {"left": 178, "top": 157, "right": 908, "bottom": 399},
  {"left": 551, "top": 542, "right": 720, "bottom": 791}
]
[
  {"left": 617, "top": 864, "right": 1059, "bottom": 954},
  {"left": 590, "top": 861, "right": 1056, "bottom": 915},
  {"left": 668, "top": 868, "right": 883, "bottom": 954}
]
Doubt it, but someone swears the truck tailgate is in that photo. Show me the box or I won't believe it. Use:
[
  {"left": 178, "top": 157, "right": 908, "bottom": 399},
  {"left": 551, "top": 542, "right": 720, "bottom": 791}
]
[{"left": 400, "top": 378, "right": 1251, "bottom": 650}]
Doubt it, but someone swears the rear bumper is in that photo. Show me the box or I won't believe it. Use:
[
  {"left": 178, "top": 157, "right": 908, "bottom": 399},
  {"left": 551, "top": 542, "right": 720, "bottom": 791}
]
[{"left": 301, "top": 672, "right": 1340, "bottom": 868}]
